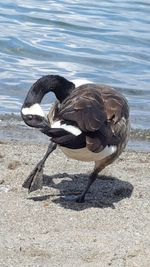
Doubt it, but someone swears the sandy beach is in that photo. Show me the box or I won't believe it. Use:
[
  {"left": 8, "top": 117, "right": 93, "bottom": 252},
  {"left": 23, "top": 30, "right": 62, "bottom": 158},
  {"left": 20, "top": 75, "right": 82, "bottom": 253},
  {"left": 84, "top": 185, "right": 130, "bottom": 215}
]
[{"left": 0, "top": 139, "right": 150, "bottom": 267}]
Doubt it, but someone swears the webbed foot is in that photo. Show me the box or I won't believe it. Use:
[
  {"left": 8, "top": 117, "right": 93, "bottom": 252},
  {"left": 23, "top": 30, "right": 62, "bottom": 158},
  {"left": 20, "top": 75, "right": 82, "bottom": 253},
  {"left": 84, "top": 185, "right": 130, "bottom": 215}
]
[
  {"left": 22, "top": 142, "right": 57, "bottom": 193},
  {"left": 22, "top": 161, "right": 44, "bottom": 193}
]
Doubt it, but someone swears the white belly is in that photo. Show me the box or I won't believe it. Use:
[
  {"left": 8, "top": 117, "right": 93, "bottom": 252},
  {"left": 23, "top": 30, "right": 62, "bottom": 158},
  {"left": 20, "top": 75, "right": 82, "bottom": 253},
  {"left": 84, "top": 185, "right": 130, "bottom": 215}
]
[{"left": 60, "top": 145, "right": 117, "bottom": 162}]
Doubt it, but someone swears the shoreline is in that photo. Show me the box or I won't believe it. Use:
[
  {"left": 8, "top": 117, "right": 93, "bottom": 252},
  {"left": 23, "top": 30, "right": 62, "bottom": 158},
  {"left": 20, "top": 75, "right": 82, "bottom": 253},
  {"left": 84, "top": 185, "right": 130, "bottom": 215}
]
[
  {"left": 0, "top": 138, "right": 150, "bottom": 266},
  {"left": 0, "top": 114, "right": 150, "bottom": 152}
]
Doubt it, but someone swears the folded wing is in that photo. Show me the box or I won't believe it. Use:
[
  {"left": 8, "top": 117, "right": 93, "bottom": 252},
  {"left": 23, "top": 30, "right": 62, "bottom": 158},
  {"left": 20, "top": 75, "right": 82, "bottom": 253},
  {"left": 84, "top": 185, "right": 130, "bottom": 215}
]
[{"left": 47, "top": 84, "right": 129, "bottom": 153}]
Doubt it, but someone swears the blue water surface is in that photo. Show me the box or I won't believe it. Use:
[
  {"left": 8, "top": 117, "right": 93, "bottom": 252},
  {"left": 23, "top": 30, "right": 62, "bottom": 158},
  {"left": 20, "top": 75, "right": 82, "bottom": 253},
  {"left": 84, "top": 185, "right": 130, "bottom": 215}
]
[{"left": 0, "top": 0, "right": 150, "bottom": 130}]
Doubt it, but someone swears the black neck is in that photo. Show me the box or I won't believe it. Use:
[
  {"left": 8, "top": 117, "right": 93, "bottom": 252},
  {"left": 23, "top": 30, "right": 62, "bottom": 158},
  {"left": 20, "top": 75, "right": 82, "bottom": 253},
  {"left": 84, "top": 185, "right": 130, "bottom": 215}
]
[{"left": 23, "top": 75, "right": 75, "bottom": 107}]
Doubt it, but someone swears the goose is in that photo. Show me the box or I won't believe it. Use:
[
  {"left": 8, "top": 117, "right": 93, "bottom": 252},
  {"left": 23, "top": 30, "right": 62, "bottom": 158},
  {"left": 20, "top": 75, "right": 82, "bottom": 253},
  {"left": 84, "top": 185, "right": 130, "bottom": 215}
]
[{"left": 21, "top": 75, "right": 130, "bottom": 202}]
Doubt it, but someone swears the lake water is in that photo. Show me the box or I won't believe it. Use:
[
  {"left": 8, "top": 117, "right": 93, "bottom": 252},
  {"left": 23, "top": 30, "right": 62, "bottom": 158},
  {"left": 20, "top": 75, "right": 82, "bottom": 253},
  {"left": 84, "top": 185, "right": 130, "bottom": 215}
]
[{"left": 0, "top": 0, "right": 150, "bottom": 149}]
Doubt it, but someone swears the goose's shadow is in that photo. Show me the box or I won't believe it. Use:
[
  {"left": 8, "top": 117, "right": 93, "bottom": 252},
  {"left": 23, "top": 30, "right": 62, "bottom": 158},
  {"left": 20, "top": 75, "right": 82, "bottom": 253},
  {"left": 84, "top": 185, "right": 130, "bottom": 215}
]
[{"left": 28, "top": 172, "right": 134, "bottom": 210}]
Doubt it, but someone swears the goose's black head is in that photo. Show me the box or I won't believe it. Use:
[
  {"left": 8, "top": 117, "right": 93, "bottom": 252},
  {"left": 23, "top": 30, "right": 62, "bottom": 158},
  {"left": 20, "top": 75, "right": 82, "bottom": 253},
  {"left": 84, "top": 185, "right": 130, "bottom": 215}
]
[{"left": 21, "top": 75, "right": 75, "bottom": 128}]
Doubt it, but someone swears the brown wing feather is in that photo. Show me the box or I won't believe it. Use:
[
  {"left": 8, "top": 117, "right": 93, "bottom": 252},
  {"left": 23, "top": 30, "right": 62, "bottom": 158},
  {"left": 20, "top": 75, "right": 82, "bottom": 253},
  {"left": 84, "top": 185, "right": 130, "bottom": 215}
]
[
  {"left": 58, "top": 84, "right": 107, "bottom": 132},
  {"left": 52, "top": 84, "right": 129, "bottom": 153},
  {"left": 100, "top": 86, "right": 129, "bottom": 123}
]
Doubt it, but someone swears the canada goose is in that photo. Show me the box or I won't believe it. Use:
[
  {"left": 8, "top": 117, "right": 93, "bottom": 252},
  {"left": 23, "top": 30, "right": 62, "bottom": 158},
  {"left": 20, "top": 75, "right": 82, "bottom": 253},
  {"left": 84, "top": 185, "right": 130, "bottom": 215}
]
[{"left": 21, "top": 75, "right": 130, "bottom": 202}]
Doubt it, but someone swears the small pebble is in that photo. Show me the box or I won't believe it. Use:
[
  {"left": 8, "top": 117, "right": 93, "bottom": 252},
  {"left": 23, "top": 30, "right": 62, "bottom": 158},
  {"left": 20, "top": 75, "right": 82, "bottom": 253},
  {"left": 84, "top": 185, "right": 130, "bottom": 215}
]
[
  {"left": 0, "top": 186, "right": 9, "bottom": 193},
  {"left": 8, "top": 160, "right": 21, "bottom": 170}
]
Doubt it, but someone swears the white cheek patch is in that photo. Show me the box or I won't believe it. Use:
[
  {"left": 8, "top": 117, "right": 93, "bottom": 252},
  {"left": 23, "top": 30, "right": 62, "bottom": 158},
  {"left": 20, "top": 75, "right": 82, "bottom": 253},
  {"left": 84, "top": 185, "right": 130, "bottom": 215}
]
[
  {"left": 51, "top": 120, "right": 82, "bottom": 136},
  {"left": 21, "top": 103, "right": 45, "bottom": 117}
]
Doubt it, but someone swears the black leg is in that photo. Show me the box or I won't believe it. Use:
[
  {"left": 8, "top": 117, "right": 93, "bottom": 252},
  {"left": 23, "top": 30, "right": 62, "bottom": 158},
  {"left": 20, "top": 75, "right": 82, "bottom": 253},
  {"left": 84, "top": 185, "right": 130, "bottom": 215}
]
[
  {"left": 75, "top": 172, "right": 98, "bottom": 203},
  {"left": 22, "top": 142, "right": 57, "bottom": 193},
  {"left": 62, "top": 171, "right": 98, "bottom": 203}
]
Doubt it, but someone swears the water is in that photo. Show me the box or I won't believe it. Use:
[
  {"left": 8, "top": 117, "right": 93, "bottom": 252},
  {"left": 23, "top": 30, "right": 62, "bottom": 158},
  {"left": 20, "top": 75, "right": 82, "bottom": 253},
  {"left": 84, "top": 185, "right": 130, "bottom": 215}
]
[{"left": 0, "top": 0, "right": 150, "bottom": 150}]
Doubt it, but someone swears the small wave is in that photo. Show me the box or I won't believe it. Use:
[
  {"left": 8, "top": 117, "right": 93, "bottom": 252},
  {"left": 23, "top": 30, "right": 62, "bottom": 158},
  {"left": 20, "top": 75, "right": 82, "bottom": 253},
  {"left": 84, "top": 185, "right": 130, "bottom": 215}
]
[{"left": 130, "top": 128, "right": 150, "bottom": 140}]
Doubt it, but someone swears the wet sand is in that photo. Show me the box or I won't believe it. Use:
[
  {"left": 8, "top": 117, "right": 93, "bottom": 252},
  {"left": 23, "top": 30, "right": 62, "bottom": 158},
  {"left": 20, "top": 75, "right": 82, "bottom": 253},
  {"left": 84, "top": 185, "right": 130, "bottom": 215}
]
[{"left": 0, "top": 140, "right": 150, "bottom": 267}]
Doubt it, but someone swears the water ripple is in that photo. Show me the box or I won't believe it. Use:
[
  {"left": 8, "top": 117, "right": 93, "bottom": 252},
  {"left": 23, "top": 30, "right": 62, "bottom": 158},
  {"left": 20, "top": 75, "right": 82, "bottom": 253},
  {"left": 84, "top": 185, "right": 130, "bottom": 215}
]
[{"left": 0, "top": 0, "right": 150, "bottom": 133}]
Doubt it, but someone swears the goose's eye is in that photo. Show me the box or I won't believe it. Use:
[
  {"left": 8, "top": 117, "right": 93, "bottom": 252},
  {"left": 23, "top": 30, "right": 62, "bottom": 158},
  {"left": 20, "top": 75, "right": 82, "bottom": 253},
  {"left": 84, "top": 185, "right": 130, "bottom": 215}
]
[{"left": 28, "top": 115, "right": 33, "bottom": 120}]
